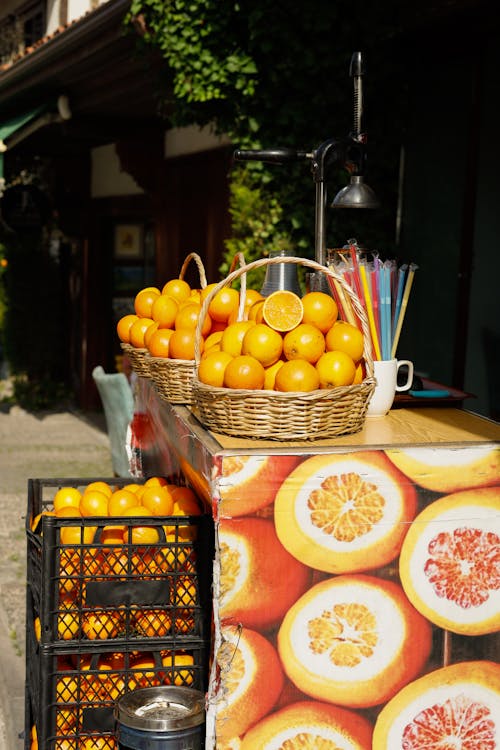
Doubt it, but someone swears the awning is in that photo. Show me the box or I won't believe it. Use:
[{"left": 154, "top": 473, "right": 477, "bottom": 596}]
[{"left": 0, "top": 99, "right": 71, "bottom": 188}]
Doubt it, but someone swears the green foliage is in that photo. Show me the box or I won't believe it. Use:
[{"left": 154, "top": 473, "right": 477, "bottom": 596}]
[{"left": 125, "top": 1, "right": 407, "bottom": 271}]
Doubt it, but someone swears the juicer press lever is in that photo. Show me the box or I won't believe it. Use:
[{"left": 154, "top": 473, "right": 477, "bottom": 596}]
[{"left": 233, "top": 148, "right": 310, "bottom": 164}]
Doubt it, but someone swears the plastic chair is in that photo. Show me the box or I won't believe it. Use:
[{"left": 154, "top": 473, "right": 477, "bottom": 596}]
[{"left": 92, "top": 365, "right": 135, "bottom": 477}]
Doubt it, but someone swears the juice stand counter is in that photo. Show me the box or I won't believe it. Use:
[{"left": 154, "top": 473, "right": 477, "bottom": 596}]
[{"left": 139, "top": 379, "right": 500, "bottom": 750}]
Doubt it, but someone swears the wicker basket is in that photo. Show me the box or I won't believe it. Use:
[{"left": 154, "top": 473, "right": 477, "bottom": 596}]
[
  {"left": 148, "top": 252, "right": 208, "bottom": 404},
  {"left": 121, "top": 343, "right": 151, "bottom": 378},
  {"left": 191, "top": 256, "right": 376, "bottom": 441}
]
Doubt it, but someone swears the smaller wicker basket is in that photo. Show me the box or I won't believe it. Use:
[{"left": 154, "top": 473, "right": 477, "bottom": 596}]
[
  {"left": 191, "top": 256, "right": 376, "bottom": 441},
  {"left": 148, "top": 252, "right": 208, "bottom": 404},
  {"left": 121, "top": 343, "right": 151, "bottom": 379}
]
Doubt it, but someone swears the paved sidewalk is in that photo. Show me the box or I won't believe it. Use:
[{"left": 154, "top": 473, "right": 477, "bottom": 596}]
[{"left": 0, "top": 403, "right": 113, "bottom": 749}]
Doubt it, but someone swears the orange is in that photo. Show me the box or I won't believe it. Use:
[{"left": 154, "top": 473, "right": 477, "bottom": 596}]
[
  {"left": 55, "top": 505, "right": 81, "bottom": 518},
  {"left": 218, "top": 455, "right": 301, "bottom": 518},
  {"left": 144, "top": 476, "right": 169, "bottom": 487},
  {"left": 53, "top": 486, "right": 82, "bottom": 512},
  {"left": 123, "top": 524, "right": 161, "bottom": 546},
  {"left": 263, "top": 359, "right": 284, "bottom": 390},
  {"left": 219, "top": 517, "right": 311, "bottom": 630},
  {"left": 107, "top": 489, "right": 138, "bottom": 516},
  {"left": 262, "top": 290, "right": 303, "bottom": 332},
  {"left": 100, "top": 526, "right": 125, "bottom": 545},
  {"left": 215, "top": 625, "right": 285, "bottom": 740},
  {"left": 141, "top": 485, "right": 175, "bottom": 516},
  {"left": 325, "top": 320, "right": 364, "bottom": 362},
  {"left": 58, "top": 606, "right": 80, "bottom": 640},
  {"left": 204, "top": 330, "right": 224, "bottom": 350},
  {"left": 248, "top": 299, "right": 265, "bottom": 323},
  {"left": 200, "top": 282, "right": 218, "bottom": 302},
  {"left": 134, "top": 609, "right": 171, "bottom": 637},
  {"left": 79, "top": 490, "right": 109, "bottom": 517},
  {"left": 197, "top": 350, "right": 233, "bottom": 387},
  {"left": 220, "top": 320, "right": 256, "bottom": 357},
  {"left": 129, "top": 317, "right": 156, "bottom": 349},
  {"left": 373, "top": 661, "right": 500, "bottom": 749},
  {"left": 399, "top": 487, "right": 500, "bottom": 635},
  {"left": 301, "top": 290, "right": 339, "bottom": 333},
  {"left": 117, "top": 314, "right": 140, "bottom": 343},
  {"left": 208, "top": 287, "right": 240, "bottom": 322},
  {"left": 283, "top": 323, "right": 325, "bottom": 363},
  {"left": 147, "top": 328, "right": 174, "bottom": 358},
  {"left": 151, "top": 294, "right": 179, "bottom": 328},
  {"left": 315, "top": 350, "right": 356, "bottom": 387},
  {"left": 171, "top": 486, "right": 201, "bottom": 515},
  {"left": 168, "top": 328, "right": 200, "bottom": 360},
  {"left": 241, "top": 323, "right": 283, "bottom": 367},
  {"left": 242, "top": 288, "right": 264, "bottom": 313},
  {"left": 162, "top": 277, "right": 191, "bottom": 302},
  {"left": 201, "top": 342, "right": 221, "bottom": 359},
  {"left": 134, "top": 288, "right": 161, "bottom": 318},
  {"left": 161, "top": 652, "right": 194, "bottom": 686},
  {"left": 85, "top": 481, "right": 113, "bottom": 497},
  {"left": 174, "top": 302, "right": 211, "bottom": 336},
  {"left": 278, "top": 574, "right": 432, "bottom": 708},
  {"left": 274, "top": 451, "right": 418, "bottom": 573},
  {"left": 223, "top": 355, "right": 265, "bottom": 390},
  {"left": 60, "top": 523, "right": 96, "bottom": 545},
  {"left": 82, "top": 611, "right": 122, "bottom": 640},
  {"left": 384, "top": 444, "right": 500, "bottom": 493},
  {"left": 143, "top": 321, "right": 159, "bottom": 348},
  {"left": 81, "top": 736, "right": 116, "bottom": 749},
  {"left": 241, "top": 701, "right": 373, "bottom": 750},
  {"left": 274, "top": 359, "right": 320, "bottom": 392},
  {"left": 353, "top": 360, "right": 365, "bottom": 383}
]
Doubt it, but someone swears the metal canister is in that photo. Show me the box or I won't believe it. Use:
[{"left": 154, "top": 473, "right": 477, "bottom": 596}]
[{"left": 114, "top": 686, "right": 205, "bottom": 750}]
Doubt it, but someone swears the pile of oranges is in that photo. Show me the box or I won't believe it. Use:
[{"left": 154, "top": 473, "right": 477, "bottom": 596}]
[{"left": 117, "top": 277, "right": 366, "bottom": 392}]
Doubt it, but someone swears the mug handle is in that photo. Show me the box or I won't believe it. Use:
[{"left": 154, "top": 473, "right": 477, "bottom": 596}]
[{"left": 395, "top": 360, "right": 414, "bottom": 392}]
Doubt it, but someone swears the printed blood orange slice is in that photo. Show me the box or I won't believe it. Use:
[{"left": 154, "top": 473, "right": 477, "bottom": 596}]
[
  {"left": 240, "top": 700, "right": 373, "bottom": 749},
  {"left": 215, "top": 625, "right": 284, "bottom": 740},
  {"left": 277, "top": 574, "right": 432, "bottom": 708},
  {"left": 399, "top": 487, "right": 500, "bottom": 635},
  {"left": 385, "top": 445, "right": 500, "bottom": 493},
  {"left": 218, "top": 454, "right": 301, "bottom": 518},
  {"left": 273, "top": 452, "right": 418, "bottom": 574},
  {"left": 373, "top": 660, "right": 500, "bottom": 749},
  {"left": 218, "top": 517, "right": 311, "bottom": 630}
]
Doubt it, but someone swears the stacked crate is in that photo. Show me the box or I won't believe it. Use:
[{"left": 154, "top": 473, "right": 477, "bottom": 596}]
[{"left": 25, "top": 478, "right": 214, "bottom": 750}]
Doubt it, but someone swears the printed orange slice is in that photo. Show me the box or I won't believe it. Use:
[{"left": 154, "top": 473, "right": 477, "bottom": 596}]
[
  {"left": 385, "top": 445, "right": 499, "bottom": 493},
  {"left": 218, "top": 517, "right": 311, "bottom": 630},
  {"left": 241, "top": 700, "right": 373, "bottom": 749},
  {"left": 399, "top": 487, "right": 500, "bottom": 635},
  {"left": 273, "top": 451, "right": 418, "bottom": 573},
  {"left": 277, "top": 574, "right": 432, "bottom": 708},
  {"left": 215, "top": 625, "right": 284, "bottom": 740},
  {"left": 373, "top": 660, "right": 500, "bottom": 749}
]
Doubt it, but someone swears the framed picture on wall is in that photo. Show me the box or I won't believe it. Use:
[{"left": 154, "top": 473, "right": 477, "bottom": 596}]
[{"left": 114, "top": 223, "right": 144, "bottom": 259}]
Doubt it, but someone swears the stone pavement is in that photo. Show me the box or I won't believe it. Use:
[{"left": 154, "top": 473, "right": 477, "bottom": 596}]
[{"left": 0, "top": 402, "right": 113, "bottom": 749}]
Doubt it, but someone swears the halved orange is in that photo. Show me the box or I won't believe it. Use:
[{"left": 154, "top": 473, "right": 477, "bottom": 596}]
[
  {"left": 399, "top": 487, "right": 500, "bottom": 635},
  {"left": 218, "top": 517, "right": 311, "bottom": 630},
  {"left": 262, "top": 290, "right": 303, "bottom": 332},
  {"left": 241, "top": 700, "right": 373, "bottom": 749},
  {"left": 385, "top": 445, "right": 500, "bottom": 493},
  {"left": 217, "top": 454, "right": 301, "bottom": 518},
  {"left": 373, "top": 660, "right": 500, "bottom": 749},
  {"left": 274, "top": 451, "right": 418, "bottom": 573},
  {"left": 277, "top": 574, "right": 432, "bottom": 708},
  {"left": 215, "top": 625, "right": 284, "bottom": 740}
]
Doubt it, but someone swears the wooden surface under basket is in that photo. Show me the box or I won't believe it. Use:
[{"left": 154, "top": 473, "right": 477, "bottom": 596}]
[
  {"left": 148, "top": 354, "right": 196, "bottom": 405},
  {"left": 191, "top": 255, "right": 376, "bottom": 441},
  {"left": 121, "top": 343, "right": 151, "bottom": 378}
]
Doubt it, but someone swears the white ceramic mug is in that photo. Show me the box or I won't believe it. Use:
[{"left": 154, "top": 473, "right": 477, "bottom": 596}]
[{"left": 366, "top": 359, "right": 414, "bottom": 417}]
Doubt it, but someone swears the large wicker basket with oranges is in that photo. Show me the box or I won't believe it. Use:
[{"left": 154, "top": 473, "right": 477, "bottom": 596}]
[
  {"left": 191, "top": 256, "right": 376, "bottom": 441},
  {"left": 145, "top": 252, "right": 208, "bottom": 402}
]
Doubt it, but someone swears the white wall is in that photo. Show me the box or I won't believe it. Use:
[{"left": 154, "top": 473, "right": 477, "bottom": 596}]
[
  {"left": 46, "top": 0, "right": 110, "bottom": 35},
  {"left": 164, "top": 124, "right": 231, "bottom": 159},
  {"left": 91, "top": 144, "right": 143, "bottom": 198}
]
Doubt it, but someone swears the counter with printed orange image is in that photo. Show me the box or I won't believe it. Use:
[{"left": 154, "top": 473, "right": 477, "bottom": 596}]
[{"left": 139, "top": 378, "right": 500, "bottom": 750}]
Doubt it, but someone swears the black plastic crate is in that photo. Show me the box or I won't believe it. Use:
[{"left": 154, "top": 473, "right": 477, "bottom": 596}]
[{"left": 26, "top": 478, "right": 214, "bottom": 647}]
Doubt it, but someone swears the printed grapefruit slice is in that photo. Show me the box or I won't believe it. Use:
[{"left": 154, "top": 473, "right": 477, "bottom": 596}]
[
  {"left": 385, "top": 445, "right": 499, "bottom": 493},
  {"left": 274, "top": 452, "right": 418, "bottom": 573},
  {"left": 240, "top": 700, "right": 373, "bottom": 749},
  {"left": 218, "top": 454, "right": 301, "bottom": 518},
  {"left": 277, "top": 574, "right": 432, "bottom": 708},
  {"left": 399, "top": 487, "right": 500, "bottom": 635},
  {"left": 373, "top": 660, "right": 500, "bottom": 749},
  {"left": 215, "top": 625, "right": 284, "bottom": 740},
  {"left": 218, "top": 517, "right": 311, "bottom": 630}
]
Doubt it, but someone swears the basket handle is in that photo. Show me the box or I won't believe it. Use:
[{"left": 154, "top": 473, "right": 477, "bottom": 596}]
[
  {"left": 227, "top": 251, "right": 247, "bottom": 322},
  {"left": 178, "top": 252, "right": 208, "bottom": 289},
  {"left": 194, "top": 255, "right": 374, "bottom": 377}
]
